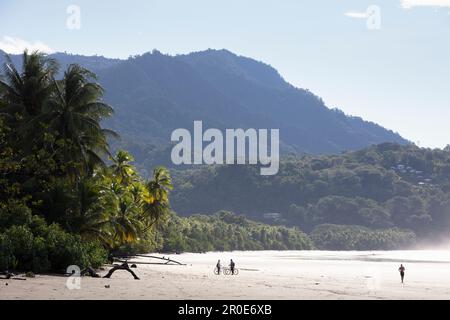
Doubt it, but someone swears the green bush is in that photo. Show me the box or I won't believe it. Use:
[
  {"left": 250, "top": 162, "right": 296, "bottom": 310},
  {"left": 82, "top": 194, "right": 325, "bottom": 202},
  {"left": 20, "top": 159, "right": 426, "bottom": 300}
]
[
  {"left": 0, "top": 233, "right": 13, "bottom": 270},
  {"left": 4, "top": 225, "right": 36, "bottom": 271},
  {"left": 32, "top": 236, "right": 51, "bottom": 272},
  {"left": 45, "top": 223, "right": 107, "bottom": 271},
  {"left": 0, "top": 215, "right": 107, "bottom": 272},
  {"left": 0, "top": 201, "right": 33, "bottom": 232},
  {"left": 83, "top": 240, "right": 108, "bottom": 269}
]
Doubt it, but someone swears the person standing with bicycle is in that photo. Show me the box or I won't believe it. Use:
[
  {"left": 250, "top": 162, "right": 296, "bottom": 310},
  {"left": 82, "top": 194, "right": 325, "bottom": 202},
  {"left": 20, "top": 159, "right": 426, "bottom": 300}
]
[{"left": 230, "top": 259, "right": 236, "bottom": 275}]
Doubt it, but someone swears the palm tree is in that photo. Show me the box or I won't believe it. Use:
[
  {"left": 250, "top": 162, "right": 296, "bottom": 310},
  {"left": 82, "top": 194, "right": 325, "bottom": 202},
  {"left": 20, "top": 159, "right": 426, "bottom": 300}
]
[
  {"left": 142, "top": 167, "right": 173, "bottom": 228},
  {"left": 37, "top": 64, "right": 118, "bottom": 176},
  {"left": 112, "top": 196, "right": 143, "bottom": 244},
  {"left": 0, "top": 50, "right": 58, "bottom": 118},
  {"left": 1, "top": 53, "right": 117, "bottom": 177},
  {"left": 100, "top": 170, "right": 144, "bottom": 248},
  {"left": 73, "top": 169, "right": 140, "bottom": 249},
  {"left": 110, "top": 150, "right": 136, "bottom": 185},
  {"left": 0, "top": 51, "right": 59, "bottom": 153},
  {"left": 74, "top": 177, "right": 112, "bottom": 243}
]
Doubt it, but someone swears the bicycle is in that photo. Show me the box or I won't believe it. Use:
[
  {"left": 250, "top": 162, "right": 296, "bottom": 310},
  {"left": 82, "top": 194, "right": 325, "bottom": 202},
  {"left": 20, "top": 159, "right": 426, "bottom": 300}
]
[
  {"left": 224, "top": 267, "right": 239, "bottom": 275},
  {"left": 213, "top": 266, "right": 222, "bottom": 275}
]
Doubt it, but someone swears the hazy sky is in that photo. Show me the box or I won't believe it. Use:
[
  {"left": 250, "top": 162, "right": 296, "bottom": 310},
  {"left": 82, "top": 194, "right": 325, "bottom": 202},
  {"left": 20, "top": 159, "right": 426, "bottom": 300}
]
[{"left": 1, "top": 0, "right": 449, "bottom": 148}]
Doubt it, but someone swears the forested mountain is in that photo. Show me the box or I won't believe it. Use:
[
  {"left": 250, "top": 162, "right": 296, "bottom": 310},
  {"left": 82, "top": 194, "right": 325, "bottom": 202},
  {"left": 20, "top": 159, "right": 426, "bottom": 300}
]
[
  {"left": 171, "top": 143, "right": 450, "bottom": 243},
  {"left": 1, "top": 49, "right": 408, "bottom": 176},
  {"left": 99, "top": 49, "right": 408, "bottom": 166}
]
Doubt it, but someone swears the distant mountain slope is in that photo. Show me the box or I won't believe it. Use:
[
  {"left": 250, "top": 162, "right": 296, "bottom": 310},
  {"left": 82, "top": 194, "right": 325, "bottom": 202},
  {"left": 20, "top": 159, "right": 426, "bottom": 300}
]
[
  {"left": 0, "top": 50, "right": 121, "bottom": 75},
  {"left": 0, "top": 49, "right": 408, "bottom": 170},
  {"left": 177, "top": 49, "right": 407, "bottom": 153}
]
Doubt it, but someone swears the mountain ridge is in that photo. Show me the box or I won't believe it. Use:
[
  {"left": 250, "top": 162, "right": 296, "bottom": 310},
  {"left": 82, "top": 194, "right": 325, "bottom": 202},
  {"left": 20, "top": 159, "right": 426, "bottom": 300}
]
[{"left": 0, "top": 48, "right": 409, "bottom": 171}]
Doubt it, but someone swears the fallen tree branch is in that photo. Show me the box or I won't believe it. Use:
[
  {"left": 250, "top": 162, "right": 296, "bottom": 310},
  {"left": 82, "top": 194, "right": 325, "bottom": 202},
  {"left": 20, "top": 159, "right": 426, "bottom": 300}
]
[
  {"left": 103, "top": 263, "right": 140, "bottom": 280},
  {"left": 114, "top": 259, "right": 185, "bottom": 266},
  {"left": 0, "top": 272, "right": 26, "bottom": 280},
  {"left": 129, "top": 254, "right": 185, "bottom": 265}
]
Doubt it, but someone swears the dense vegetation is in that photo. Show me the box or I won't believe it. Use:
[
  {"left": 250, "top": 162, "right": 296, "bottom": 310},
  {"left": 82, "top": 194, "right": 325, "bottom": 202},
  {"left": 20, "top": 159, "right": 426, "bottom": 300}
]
[
  {"left": 0, "top": 52, "right": 173, "bottom": 272},
  {"left": 310, "top": 225, "right": 416, "bottom": 250},
  {"left": 172, "top": 143, "right": 450, "bottom": 247},
  {"left": 156, "top": 211, "right": 313, "bottom": 252}
]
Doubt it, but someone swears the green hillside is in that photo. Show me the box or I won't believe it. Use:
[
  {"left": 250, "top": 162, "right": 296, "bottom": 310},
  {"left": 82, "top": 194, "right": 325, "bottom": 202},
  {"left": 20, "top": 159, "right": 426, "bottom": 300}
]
[{"left": 172, "top": 143, "right": 450, "bottom": 243}]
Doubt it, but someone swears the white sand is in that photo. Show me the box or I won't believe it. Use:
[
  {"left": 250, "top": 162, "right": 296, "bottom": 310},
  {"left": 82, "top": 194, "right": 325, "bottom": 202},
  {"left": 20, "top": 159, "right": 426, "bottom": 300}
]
[{"left": 2, "top": 250, "right": 450, "bottom": 300}]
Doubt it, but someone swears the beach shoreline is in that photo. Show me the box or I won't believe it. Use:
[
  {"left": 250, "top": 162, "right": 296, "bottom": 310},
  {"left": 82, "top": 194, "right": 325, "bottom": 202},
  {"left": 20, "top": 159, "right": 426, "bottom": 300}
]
[{"left": 2, "top": 250, "right": 450, "bottom": 300}]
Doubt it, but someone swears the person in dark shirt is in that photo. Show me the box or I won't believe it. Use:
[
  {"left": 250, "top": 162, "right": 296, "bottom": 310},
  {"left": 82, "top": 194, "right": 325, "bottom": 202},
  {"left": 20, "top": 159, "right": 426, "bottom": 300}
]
[{"left": 230, "top": 259, "right": 235, "bottom": 275}]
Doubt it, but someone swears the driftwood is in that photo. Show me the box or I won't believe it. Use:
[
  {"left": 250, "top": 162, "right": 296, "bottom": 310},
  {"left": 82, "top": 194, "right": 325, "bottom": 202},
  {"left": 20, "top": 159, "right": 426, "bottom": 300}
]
[
  {"left": 101, "top": 254, "right": 184, "bottom": 280},
  {"left": 81, "top": 267, "right": 101, "bottom": 278},
  {"left": 114, "top": 259, "right": 184, "bottom": 266},
  {"left": 103, "top": 262, "right": 140, "bottom": 280},
  {"left": 115, "top": 254, "right": 185, "bottom": 266},
  {"left": 0, "top": 272, "right": 26, "bottom": 280}
]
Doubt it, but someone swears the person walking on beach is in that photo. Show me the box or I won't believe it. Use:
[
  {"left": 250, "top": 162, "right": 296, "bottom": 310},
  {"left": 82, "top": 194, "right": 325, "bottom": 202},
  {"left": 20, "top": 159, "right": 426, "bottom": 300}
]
[
  {"left": 230, "top": 259, "right": 236, "bottom": 275},
  {"left": 398, "top": 264, "right": 405, "bottom": 283},
  {"left": 216, "top": 260, "right": 221, "bottom": 275}
]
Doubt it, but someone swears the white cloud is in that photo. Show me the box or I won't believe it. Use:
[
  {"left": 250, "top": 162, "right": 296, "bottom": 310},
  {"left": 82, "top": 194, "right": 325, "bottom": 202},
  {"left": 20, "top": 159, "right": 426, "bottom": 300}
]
[
  {"left": 0, "top": 36, "right": 54, "bottom": 54},
  {"left": 344, "top": 11, "right": 368, "bottom": 19},
  {"left": 401, "top": 0, "right": 450, "bottom": 9}
]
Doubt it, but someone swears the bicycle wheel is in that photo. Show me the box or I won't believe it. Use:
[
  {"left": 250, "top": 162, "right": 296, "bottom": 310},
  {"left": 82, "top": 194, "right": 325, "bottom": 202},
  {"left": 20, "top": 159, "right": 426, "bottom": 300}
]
[
  {"left": 233, "top": 269, "right": 239, "bottom": 275},
  {"left": 214, "top": 267, "right": 220, "bottom": 275},
  {"left": 224, "top": 268, "right": 231, "bottom": 275}
]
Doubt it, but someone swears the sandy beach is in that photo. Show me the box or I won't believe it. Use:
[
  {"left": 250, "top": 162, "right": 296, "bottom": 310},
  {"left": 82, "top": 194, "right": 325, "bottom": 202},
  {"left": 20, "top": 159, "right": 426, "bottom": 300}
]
[{"left": 2, "top": 250, "right": 450, "bottom": 300}]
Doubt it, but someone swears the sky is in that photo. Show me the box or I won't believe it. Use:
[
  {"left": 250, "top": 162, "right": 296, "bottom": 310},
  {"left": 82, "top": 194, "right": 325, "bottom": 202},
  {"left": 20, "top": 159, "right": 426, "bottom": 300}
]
[{"left": 0, "top": 0, "right": 449, "bottom": 148}]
